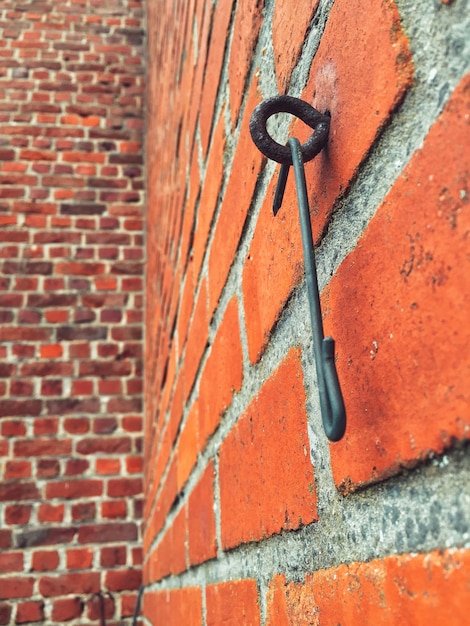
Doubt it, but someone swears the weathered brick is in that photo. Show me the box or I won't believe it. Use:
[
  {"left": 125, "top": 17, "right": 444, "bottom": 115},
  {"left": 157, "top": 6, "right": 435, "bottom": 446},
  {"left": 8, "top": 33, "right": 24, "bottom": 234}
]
[
  {"left": 78, "top": 522, "right": 138, "bottom": 544},
  {"left": 0, "top": 577, "right": 34, "bottom": 600},
  {"left": 188, "top": 462, "right": 217, "bottom": 566},
  {"left": 219, "top": 349, "right": 317, "bottom": 549},
  {"left": 105, "top": 568, "right": 142, "bottom": 592},
  {"left": 208, "top": 80, "right": 264, "bottom": 315},
  {"left": 32, "top": 550, "right": 60, "bottom": 572},
  {"left": 51, "top": 597, "right": 83, "bottom": 622},
  {"left": 46, "top": 479, "right": 103, "bottom": 500},
  {"left": 198, "top": 297, "right": 243, "bottom": 449},
  {"left": 326, "top": 73, "right": 470, "bottom": 492},
  {"left": 143, "top": 587, "right": 202, "bottom": 626},
  {"left": 15, "top": 601, "right": 45, "bottom": 624},
  {"left": 39, "top": 572, "right": 100, "bottom": 597},
  {"left": 266, "top": 549, "right": 470, "bottom": 625},
  {"left": 0, "top": 482, "right": 40, "bottom": 502},
  {"left": 228, "top": 0, "right": 264, "bottom": 126},
  {"left": 206, "top": 580, "right": 260, "bottom": 626}
]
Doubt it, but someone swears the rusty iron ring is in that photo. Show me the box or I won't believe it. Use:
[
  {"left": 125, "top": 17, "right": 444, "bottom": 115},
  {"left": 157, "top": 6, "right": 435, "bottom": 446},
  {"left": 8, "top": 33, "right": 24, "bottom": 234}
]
[{"left": 249, "top": 95, "right": 330, "bottom": 165}]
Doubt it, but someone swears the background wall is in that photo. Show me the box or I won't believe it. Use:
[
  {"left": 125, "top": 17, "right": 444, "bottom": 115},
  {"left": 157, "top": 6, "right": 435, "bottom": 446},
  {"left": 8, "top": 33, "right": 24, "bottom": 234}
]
[
  {"left": 144, "top": 0, "right": 469, "bottom": 624},
  {"left": 0, "top": 1, "right": 145, "bottom": 624}
]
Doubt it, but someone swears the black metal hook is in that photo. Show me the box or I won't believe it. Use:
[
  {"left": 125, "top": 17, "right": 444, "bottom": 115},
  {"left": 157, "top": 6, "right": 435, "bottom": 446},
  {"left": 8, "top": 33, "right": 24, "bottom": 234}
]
[
  {"left": 249, "top": 97, "right": 346, "bottom": 442},
  {"left": 249, "top": 95, "right": 330, "bottom": 165}
]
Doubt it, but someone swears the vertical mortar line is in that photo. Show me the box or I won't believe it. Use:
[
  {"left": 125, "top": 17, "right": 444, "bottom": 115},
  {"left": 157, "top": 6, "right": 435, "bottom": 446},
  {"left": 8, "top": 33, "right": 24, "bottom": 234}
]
[{"left": 212, "top": 451, "right": 223, "bottom": 559}]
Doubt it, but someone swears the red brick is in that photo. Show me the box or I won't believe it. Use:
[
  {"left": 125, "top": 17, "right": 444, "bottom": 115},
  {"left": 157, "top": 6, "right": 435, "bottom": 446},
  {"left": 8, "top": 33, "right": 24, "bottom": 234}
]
[
  {"left": 206, "top": 579, "right": 260, "bottom": 626},
  {"left": 100, "top": 546, "right": 126, "bottom": 568},
  {"left": 96, "top": 458, "right": 121, "bottom": 475},
  {"left": 326, "top": 73, "right": 470, "bottom": 492},
  {"left": 46, "top": 479, "right": 103, "bottom": 500},
  {"left": 4, "top": 460, "right": 31, "bottom": 479},
  {"left": 106, "top": 568, "right": 142, "bottom": 592},
  {"left": 102, "top": 500, "right": 127, "bottom": 519},
  {"left": 39, "top": 572, "right": 100, "bottom": 597},
  {"left": 4, "top": 504, "right": 31, "bottom": 525},
  {"left": 78, "top": 522, "right": 138, "bottom": 544},
  {"left": 76, "top": 436, "right": 131, "bottom": 455},
  {"left": 14, "top": 438, "right": 71, "bottom": 457},
  {"left": 16, "top": 601, "right": 44, "bottom": 624},
  {"left": 38, "top": 503, "right": 64, "bottom": 523},
  {"left": 126, "top": 455, "right": 143, "bottom": 473},
  {"left": 188, "top": 462, "right": 217, "bottom": 566},
  {"left": 1, "top": 420, "right": 26, "bottom": 437},
  {"left": 71, "top": 502, "right": 96, "bottom": 522},
  {"left": 51, "top": 597, "right": 83, "bottom": 621},
  {"left": 0, "top": 577, "right": 34, "bottom": 600},
  {"left": 108, "top": 477, "right": 142, "bottom": 497},
  {"left": 219, "top": 349, "right": 317, "bottom": 549},
  {"left": 0, "top": 482, "right": 40, "bottom": 502},
  {"left": 266, "top": 549, "right": 470, "bottom": 625},
  {"left": 0, "top": 604, "right": 11, "bottom": 625},
  {"left": 65, "top": 458, "right": 89, "bottom": 476},
  {"left": 66, "top": 548, "right": 93, "bottom": 570},
  {"left": 36, "top": 458, "right": 59, "bottom": 478},
  {"left": 32, "top": 550, "right": 60, "bottom": 572},
  {"left": 0, "top": 552, "right": 23, "bottom": 573},
  {"left": 86, "top": 593, "right": 115, "bottom": 621},
  {"left": 208, "top": 80, "right": 264, "bottom": 315}
]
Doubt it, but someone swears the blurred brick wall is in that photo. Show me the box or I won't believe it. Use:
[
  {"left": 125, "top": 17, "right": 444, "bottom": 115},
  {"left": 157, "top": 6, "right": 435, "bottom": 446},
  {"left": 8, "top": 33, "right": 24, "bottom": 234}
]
[
  {"left": 0, "top": 1, "right": 145, "bottom": 624},
  {"left": 143, "top": 0, "right": 469, "bottom": 624}
]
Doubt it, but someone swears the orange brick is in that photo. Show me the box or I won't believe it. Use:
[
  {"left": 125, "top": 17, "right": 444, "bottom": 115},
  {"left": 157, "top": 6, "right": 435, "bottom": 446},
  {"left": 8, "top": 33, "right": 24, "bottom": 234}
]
[
  {"left": 188, "top": 462, "right": 217, "bottom": 566},
  {"left": 176, "top": 262, "right": 196, "bottom": 358},
  {"left": 176, "top": 401, "right": 199, "bottom": 491},
  {"left": 198, "top": 297, "right": 243, "bottom": 448},
  {"left": 192, "top": 113, "right": 226, "bottom": 279},
  {"left": 272, "top": 0, "right": 320, "bottom": 92},
  {"left": 206, "top": 579, "right": 260, "bottom": 626},
  {"left": 143, "top": 587, "right": 202, "bottom": 626},
  {"left": 148, "top": 505, "right": 186, "bottom": 583},
  {"left": 325, "top": 73, "right": 470, "bottom": 492},
  {"left": 183, "top": 278, "right": 209, "bottom": 402},
  {"left": 199, "top": 0, "right": 234, "bottom": 153},
  {"left": 208, "top": 80, "right": 264, "bottom": 315},
  {"left": 228, "top": 0, "right": 264, "bottom": 126},
  {"left": 266, "top": 549, "right": 470, "bottom": 626},
  {"left": 242, "top": 174, "right": 302, "bottom": 363},
  {"left": 219, "top": 349, "right": 317, "bottom": 550}
]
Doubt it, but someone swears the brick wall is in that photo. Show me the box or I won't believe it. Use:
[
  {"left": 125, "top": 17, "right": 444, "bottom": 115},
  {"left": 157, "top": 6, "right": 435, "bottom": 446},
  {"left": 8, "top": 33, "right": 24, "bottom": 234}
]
[
  {"left": 0, "top": 1, "right": 144, "bottom": 624},
  {"left": 143, "top": 0, "right": 469, "bottom": 624}
]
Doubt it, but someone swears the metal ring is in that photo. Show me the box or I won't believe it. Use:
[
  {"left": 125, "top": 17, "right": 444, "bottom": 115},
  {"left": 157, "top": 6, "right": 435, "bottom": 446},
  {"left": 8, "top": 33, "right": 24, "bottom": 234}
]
[{"left": 249, "top": 95, "right": 330, "bottom": 165}]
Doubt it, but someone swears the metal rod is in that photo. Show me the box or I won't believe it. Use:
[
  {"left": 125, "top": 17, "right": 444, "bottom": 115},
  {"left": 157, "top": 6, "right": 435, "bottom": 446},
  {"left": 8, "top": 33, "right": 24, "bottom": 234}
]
[{"left": 287, "top": 137, "right": 346, "bottom": 441}]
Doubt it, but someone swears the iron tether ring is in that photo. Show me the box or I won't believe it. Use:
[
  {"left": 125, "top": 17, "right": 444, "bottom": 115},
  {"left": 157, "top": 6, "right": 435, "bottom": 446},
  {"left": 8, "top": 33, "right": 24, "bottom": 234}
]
[{"left": 249, "top": 95, "right": 330, "bottom": 165}]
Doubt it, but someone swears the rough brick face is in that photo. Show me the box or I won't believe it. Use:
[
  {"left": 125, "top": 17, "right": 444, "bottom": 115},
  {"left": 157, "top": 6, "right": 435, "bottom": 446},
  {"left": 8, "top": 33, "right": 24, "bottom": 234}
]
[{"left": 0, "top": 0, "right": 144, "bottom": 623}]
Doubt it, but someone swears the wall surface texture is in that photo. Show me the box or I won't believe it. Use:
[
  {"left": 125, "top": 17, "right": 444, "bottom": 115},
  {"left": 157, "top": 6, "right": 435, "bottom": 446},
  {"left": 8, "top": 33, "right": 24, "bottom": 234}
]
[
  {"left": 0, "top": 1, "right": 145, "bottom": 624},
  {"left": 144, "top": 0, "right": 469, "bottom": 624}
]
